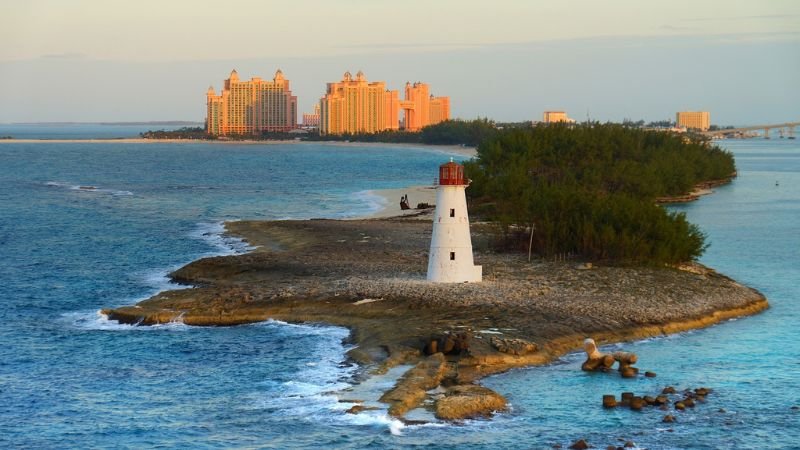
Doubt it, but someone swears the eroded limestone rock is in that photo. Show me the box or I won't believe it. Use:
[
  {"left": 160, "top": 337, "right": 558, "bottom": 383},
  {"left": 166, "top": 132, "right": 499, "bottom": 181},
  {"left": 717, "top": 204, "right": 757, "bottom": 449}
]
[
  {"left": 490, "top": 337, "right": 538, "bottom": 356},
  {"left": 434, "top": 384, "right": 507, "bottom": 420}
]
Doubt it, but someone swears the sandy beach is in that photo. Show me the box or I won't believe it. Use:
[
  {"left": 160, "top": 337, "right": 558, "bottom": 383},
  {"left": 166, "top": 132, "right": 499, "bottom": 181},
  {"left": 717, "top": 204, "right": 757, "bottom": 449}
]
[{"left": 360, "top": 185, "right": 439, "bottom": 219}]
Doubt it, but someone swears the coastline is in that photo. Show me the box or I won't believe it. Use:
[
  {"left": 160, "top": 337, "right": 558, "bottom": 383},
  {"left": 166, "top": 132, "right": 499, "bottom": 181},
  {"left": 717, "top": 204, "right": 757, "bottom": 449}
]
[
  {"left": 358, "top": 185, "right": 438, "bottom": 219},
  {"left": 101, "top": 215, "right": 768, "bottom": 421},
  {"left": 656, "top": 175, "right": 735, "bottom": 204},
  {"left": 0, "top": 137, "right": 478, "bottom": 157},
  {"left": 96, "top": 151, "right": 757, "bottom": 423}
]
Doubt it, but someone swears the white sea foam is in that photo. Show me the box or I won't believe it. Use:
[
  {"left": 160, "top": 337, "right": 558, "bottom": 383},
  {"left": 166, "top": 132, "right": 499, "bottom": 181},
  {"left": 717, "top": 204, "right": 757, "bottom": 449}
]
[
  {"left": 247, "top": 320, "right": 422, "bottom": 432},
  {"left": 63, "top": 310, "right": 190, "bottom": 331},
  {"left": 347, "top": 190, "right": 387, "bottom": 218},
  {"left": 189, "top": 221, "right": 255, "bottom": 256},
  {"left": 44, "top": 180, "right": 133, "bottom": 196},
  {"left": 140, "top": 266, "right": 188, "bottom": 292}
]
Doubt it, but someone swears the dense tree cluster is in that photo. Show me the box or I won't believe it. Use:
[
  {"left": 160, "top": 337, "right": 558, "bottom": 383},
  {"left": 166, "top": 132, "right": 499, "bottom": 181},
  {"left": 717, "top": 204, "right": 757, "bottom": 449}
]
[
  {"left": 463, "top": 123, "right": 735, "bottom": 264},
  {"left": 140, "top": 127, "right": 210, "bottom": 139},
  {"left": 304, "top": 118, "right": 498, "bottom": 146}
]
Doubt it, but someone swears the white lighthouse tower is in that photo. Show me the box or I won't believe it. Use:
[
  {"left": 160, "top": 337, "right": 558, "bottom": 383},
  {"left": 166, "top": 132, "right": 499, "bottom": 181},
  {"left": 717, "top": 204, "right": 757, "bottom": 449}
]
[{"left": 427, "top": 159, "right": 482, "bottom": 283}]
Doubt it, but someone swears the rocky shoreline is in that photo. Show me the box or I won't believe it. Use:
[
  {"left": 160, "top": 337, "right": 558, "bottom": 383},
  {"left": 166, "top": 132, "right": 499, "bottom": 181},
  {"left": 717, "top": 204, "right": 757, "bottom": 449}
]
[{"left": 102, "top": 216, "right": 767, "bottom": 421}]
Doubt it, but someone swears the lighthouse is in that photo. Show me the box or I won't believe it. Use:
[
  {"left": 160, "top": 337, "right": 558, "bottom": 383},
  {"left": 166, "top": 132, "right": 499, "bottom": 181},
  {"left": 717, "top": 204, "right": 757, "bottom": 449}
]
[{"left": 427, "top": 159, "right": 482, "bottom": 283}]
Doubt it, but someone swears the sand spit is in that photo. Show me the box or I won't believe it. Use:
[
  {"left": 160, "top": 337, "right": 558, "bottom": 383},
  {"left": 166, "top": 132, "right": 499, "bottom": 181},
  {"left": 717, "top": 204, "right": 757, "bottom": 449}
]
[{"left": 102, "top": 217, "right": 767, "bottom": 421}]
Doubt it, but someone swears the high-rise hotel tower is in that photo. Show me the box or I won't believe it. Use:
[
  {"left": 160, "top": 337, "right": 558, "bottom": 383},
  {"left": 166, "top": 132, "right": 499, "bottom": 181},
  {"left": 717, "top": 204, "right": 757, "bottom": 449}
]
[
  {"left": 320, "top": 71, "right": 399, "bottom": 135},
  {"left": 401, "top": 82, "right": 451, "bottom": 132},
  {"left": 320, "top": 71, "right": 450, "bottom": 135},
  {"left": 206, "top": 69, "right": 297, "bottom": 135}
]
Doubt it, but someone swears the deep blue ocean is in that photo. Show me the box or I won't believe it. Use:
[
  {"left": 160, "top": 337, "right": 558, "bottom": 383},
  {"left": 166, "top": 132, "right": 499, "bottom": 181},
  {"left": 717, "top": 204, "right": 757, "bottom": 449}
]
[{"left": 0, "top": 129, "right": 797, "bottom": 449}]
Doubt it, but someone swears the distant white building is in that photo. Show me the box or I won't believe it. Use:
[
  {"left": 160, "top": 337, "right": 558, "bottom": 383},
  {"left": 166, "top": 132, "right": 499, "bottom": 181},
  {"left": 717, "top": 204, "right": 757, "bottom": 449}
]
[
  {"left": 427, "top": 159, "right": 482, "bottom": 283},
  {"left": 542, "top": 111, "right": 575, "bottom": 124}
]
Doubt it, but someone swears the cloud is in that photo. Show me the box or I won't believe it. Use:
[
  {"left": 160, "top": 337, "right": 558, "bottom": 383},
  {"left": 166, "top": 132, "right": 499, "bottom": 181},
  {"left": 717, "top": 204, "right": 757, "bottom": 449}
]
[
  {"left": 686, "top": 14, "right": 799, "bottom": 22},
  {"left": 660, "top": 25, "right": 694, "bottom": 32},
  {"left": 331, "top": 42, "right": 485, "bottom": 54},
  {"left": 705, "top": 31, "right": 800, "bottom": 45},
  {"left": 39, "top": 52, "right": 87, "bottom": 60}
]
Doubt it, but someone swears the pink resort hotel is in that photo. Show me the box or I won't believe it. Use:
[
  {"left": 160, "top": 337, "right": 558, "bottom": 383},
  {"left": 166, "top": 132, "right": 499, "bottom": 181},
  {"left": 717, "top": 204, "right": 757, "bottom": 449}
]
[
  {"left": 206, "top": 69, "right": 297, "bottom": 135},
  {"left": 206, "top": 69, "right": 450, "bottom": 136}
]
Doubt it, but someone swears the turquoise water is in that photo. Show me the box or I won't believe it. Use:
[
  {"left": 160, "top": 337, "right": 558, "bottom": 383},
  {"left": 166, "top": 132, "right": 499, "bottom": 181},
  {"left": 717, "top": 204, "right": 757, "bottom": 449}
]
[{"left": 0, "top": 133, "right": 797, "bottom": 448}]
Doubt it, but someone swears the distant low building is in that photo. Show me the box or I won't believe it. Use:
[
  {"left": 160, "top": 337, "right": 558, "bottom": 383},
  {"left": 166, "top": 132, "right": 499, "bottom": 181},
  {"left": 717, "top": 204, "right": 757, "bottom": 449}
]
[
  {"left": 676, "top": 111, "right": 710, "bottom": 131},
  {"left": 206, "top": 69, "right": 297, "bottom": 136},
  {"left": 542, "top": 111, "right": 575, "bottom": 124},
  {"left": 303, "top": 104, "right": 320, "bottom": 128}
]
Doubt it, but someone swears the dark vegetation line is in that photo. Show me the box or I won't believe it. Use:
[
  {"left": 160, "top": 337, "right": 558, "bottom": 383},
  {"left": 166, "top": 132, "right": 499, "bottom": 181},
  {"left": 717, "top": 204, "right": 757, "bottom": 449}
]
[
  {"left": 142, "top": 120, "right": 735, "bottom": 265},
  {"left": 139, "top": 119, "right": 498, "bottom": 146}
]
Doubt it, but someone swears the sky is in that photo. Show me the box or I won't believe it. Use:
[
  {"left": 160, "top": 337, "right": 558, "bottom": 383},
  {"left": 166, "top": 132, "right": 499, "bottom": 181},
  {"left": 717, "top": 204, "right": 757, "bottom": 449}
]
[{"left": 1, "top": 0, "right": 798, "bottom": 125}]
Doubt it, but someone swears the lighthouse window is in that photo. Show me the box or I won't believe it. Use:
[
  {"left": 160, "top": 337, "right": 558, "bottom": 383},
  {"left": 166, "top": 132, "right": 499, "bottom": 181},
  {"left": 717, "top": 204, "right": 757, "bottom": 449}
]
[
  {"left": 449, "top": 208, "right": 455, "bottom": 217},
  {"left": 450, "top": 252, "right": 455, "bottom": 260}
]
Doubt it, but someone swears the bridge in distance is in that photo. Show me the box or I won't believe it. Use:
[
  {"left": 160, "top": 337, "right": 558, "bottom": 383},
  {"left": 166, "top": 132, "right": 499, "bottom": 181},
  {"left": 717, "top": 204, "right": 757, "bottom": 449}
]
[{"left": 700, "top": 121, "right": 799, "bottom": 139}]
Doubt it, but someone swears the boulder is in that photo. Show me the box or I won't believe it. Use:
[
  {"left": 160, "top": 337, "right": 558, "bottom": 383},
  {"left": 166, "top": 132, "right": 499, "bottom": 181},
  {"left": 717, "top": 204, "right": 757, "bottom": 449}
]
[
  {"left": 424, "top": 339, "right": 438, "bottom": 355},
  {"left": 694, "top": 387, "right": 710, "bottom": 396},
  {"left": 662, "top": 386, "right": 676, "bottom": 394},
  {"left": 424, "top": 331, "right": 472, "bottom": 356},
  {"left": 620, "top": 392, "right": 634, "bottom": 406},
  {"left": 435, "top": 384, "right": 508, "bottom": 420},
  {"left": 569, "top": 439, "right": 590, "bottom": 450},
  {"left": 602, "top": 395, "right": 617, "bottom": 408},
  {"left": 629, "top": 396, "right": 644, "bottom": 411},
  {"left": 662, "top": 414, "right": 676, "bottom": 423},
  {"left": 612, "top": 351, "right": 638, "bottom": 371},
  {"left": 345, "top": 404, "right": 379, "bottom": 414},
  {"left": 581, "top": 338, "right": 615, "bottom": 371},
  {"left": 644, "top": 371, "right": 657, "bottom": 378},
  {"left": 490, "top": 337, "right": 538, "bottom": 356},
  {"left": 442, "top": 336, "right": 456, "bottom": 354}
]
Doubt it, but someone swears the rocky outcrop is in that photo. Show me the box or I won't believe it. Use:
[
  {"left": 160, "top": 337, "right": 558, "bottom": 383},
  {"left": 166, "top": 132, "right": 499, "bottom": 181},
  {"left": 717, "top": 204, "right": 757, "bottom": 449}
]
[
  {"left": 380, "top": 353, "right": 448, "bottom": 417},
  {"left": 423, "top": 331, "right": 472, "bottom": 356},
  {"left": 435, "top": 384, "right": 508, "bottom": 420},
  {"left": 99, "top": 218, "right": 768, "bottom": 422},
  {"left": 490, "top": 337, "right": 538, "bottom": 355}
]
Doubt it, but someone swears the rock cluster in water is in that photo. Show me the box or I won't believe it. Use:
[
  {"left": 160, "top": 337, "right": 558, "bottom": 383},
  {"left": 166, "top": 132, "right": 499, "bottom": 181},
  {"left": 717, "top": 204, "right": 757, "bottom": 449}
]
[{"left": 602, "top": 386, "right": 713, "bottom": 415}]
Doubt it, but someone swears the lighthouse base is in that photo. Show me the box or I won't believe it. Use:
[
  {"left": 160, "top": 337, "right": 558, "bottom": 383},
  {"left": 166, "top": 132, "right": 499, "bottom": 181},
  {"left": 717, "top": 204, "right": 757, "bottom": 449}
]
[{"left": 426, "top": 257, "right": 482, "bottom": 283}]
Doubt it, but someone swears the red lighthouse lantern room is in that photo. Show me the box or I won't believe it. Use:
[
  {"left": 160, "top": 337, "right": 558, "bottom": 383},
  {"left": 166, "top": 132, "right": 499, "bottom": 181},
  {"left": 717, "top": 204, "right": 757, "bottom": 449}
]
[{"left": 438, "top": 159, "right": 466, "bottom": 186}]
